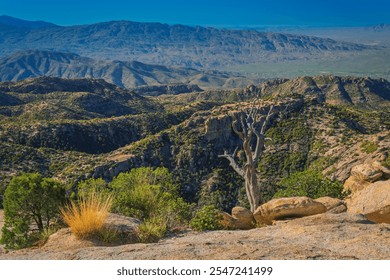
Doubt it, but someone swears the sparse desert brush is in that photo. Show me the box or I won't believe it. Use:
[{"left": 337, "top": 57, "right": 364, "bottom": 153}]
[{"left": 61, "top": 191, "right": 112, "bottom": 239}]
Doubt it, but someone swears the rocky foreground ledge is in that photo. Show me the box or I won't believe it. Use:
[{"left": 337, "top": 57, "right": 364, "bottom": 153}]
[{"left": 1, "top": 213, "right": 389, "bottom": 260}]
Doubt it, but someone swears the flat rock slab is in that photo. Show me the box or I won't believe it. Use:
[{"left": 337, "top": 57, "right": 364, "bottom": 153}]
[
  {"left": 253, "top": 196, "right": 327, "bottom": 225},
  {"left": 2, "top": 213, "right": 389, "bottom": 260}
]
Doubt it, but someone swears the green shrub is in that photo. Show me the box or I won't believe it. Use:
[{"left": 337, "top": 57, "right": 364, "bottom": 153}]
[
  {"left": 360, "top": 141, "right": 378, "bottom": 154},
  {"left": 77, "top": 178, "right": 110, "bottom": 199},
  {"left": 273, "top": 170, "right": 344, "bottom": 199},
  {"left": 197, "top": 168, "right": 243, "bottom": 212},
  {"left": 110, "top": 167, "right": 191, "bottom": 239},
  {"left": 190, "top": 205, "right": 222, "bottom": 231},
  {"left": 137, "top": 217, "right": 167, "bottom": 243},
  {"left": 382, "top": 156, "right": 390, "bottom": 169},
  {"left": 1, "top": 173, "right": 66, "bottom": 249}
]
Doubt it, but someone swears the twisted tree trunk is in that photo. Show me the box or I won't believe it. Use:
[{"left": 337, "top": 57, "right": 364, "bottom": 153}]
[{"left": 219, "top": 100, "right": 277, "bottom": 212}]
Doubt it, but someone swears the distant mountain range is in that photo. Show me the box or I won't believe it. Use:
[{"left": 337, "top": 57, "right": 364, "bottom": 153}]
[
  {"left": 0, "top": 16, "right": 374, "bottom": 68},
  {"left": 0, "top": 50, "right": 262, "bottom": 88},
  {"left": 0, "top": 15, "right": 57, "bottom": 29}
]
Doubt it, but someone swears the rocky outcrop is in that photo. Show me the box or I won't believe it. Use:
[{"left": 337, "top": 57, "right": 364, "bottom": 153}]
[
  {"left": 218, "top": 211, "right": 236, "bottom": 230},
  {"left": 315, "top": 197, "right": 346, "bottom": 214},
  {"left": 343, "top": 175, "right": 371, "bottom": 194},
  {"left": 2, "top": 213, "right": 389, "bottom": 260},
  {"left": 253, "top": 197, "right": 327, "bottom": 225},
  {"left": 218, "top": 207, "right": 255, "bottom": 230},
  {"left": 343, "top": 161, "right": 389, "bottom": 194},
  {"left": 231, "top": 207, "right": 256, "bottom": 230},
  {"left": 347, "top": 180, "right": 390, "bottom": 223},
  {"left": 351, "top": 163, "right": 383, "bottom": 182},
  {"left": 204, "top": 115, "right": 232, "bottom": 143}
]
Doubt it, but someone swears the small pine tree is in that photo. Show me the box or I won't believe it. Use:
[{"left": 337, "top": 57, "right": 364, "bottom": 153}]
[{"left": 1, "top": 173, "right": 66, "bottom": 249}]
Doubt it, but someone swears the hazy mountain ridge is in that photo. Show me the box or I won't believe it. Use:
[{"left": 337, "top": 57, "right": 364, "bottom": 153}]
[
  {"left": 0, "top": 15, "right": 57, "bottom": 29},
  {"left": 0, "top": 18, "right": 374, "bottom": 68},
  {"left": 0, "top": 50, "right": 260, "bottom": 89}
]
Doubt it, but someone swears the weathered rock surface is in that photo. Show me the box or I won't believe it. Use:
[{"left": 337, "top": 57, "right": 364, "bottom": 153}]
[
  {"left": 2, "top": 213, "right": 389, "bottom": 260},
  {"left": 351, "top": 163, "right": 383, "bottom": 182},
  {"left": 253, "top": 197, "right": 327, "bottom": 225},
  {"left": 372, "top": 161, "right": 390, "bottom": 179},
  {"left": 347, "top": 180, "right": 390, "bottom": 223},
  {"left": 218, "top": 208, "right": 255, "bottom": 230},
  {"left": 315, "top": 197, "right": 347, "bottom": 214},
  {"left": 218, "top": 211, "right": 236, "bottom": 230},
  {"left": 343, "top": 175, "right": 370, "bottom": 194},
  {"left": 231, "top": 207, "right": 256, "bottom": 230}
]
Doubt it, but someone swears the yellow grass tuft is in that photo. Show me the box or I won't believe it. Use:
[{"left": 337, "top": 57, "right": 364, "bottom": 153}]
[{"left": 61, "top": 192, "right": 112, "bottom": 239}]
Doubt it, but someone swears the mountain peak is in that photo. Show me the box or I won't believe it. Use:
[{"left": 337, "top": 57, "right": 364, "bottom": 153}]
[
  {"left": 0, "top": 15, "right": 58, "bottom": 29},
  {"left": 0, "top": 17, "right": 372, "bottom": 68}
]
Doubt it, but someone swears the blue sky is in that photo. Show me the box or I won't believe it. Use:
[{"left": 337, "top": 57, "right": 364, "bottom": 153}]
[{"left": 1, "top": 0, "right": 389, "bottom": 27}]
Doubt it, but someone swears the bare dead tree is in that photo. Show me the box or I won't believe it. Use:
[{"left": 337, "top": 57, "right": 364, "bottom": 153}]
[{"left": 218, "top": 99, "right": 278, "bottom": 212}]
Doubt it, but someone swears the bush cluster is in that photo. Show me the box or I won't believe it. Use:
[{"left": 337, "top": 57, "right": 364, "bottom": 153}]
[
  {"left": 79, "top": 167, "right": 192, "bottom": 243},
  {"left": 273, "top": 170, "right": 344, "bottom": 199},
  {"left": 1, "top": 173, "right": 66, "bottom": 249},
  {"left": 190, "top": 205, "right": 222, "bottom": 231}
]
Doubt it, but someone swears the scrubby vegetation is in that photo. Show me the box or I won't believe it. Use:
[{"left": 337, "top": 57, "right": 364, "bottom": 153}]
[
  {"left": 1, "top": 173, "right": 66, "bottom": 249},
  {"left": 273, "top": 170, "right": 345, "bottom": 199},
  {"left": 75, "top": 167, "right": 192, "bottom": 242},
  {"left": 61, "top": 191, "right": 112, "bottom": 239},
  {"left": 360, "top": 141, "right": 378, "bottom": 154},
  {"left": 190, "top": 205, "right": 222, "bottom": 231}
]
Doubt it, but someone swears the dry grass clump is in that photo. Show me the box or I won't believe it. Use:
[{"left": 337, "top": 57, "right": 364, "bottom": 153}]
[{"left": 61, "top": 192, "right": 112, "bottom": 239}]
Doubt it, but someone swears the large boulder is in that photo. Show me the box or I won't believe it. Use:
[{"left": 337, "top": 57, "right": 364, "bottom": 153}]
[
  {"left": 315, "top": 197, "right": 346, "bottom": 214},
  {"left": 231, "top": 206, "right": 256, "bottom": 230},
  {"left": 218, "top": 207, "right": 256, "bottom": 230},
  {"left": 218, "top": 211, "right": 236, "bottom": 230},
  {"left": 253, "top": 197, "right": 327, "bottom": 225},
  {"left": 351, "top": 163, "right": 383, "bottom": 182},
  {"left": 343, "top": 175, "right": 370, "bottom": 194},
  {"left": 347, "top": 180, "right": 390, "bottom": 223}
]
